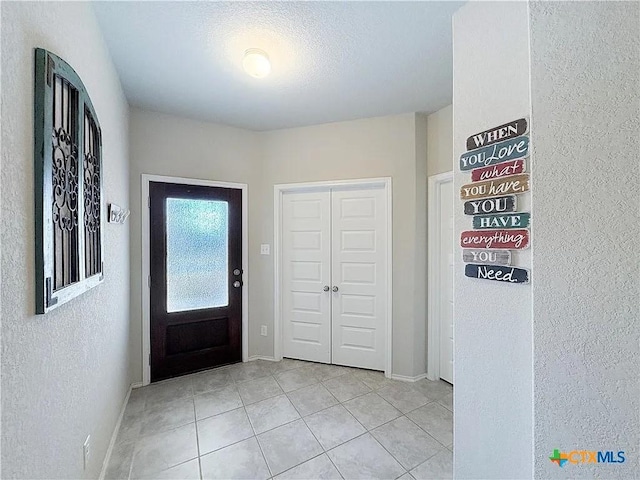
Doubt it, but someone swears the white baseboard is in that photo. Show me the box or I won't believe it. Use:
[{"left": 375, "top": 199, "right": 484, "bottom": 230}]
[
  {"left": 247, "top": 355, "right": 278, "bottom": 362},
  {"left": 98, "top": 383, "right": 136, "bottom": 480},
  {"left": 391, "top": 373, "right": 428, "bottom": 383}
]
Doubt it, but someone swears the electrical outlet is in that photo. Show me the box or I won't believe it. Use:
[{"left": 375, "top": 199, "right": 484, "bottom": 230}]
[
  {"left": 260, "top": 244, "right": 270, "bottom": 255},
  {"left": 83, "top": 435, "right": 91, "bottom": 470},
  {"left": 261, "top": 325, "right": 267, "bottom": 336}
]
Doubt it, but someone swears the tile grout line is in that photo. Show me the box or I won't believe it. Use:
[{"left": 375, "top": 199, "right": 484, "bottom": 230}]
[
  {"left": 192, "top": 395, "right": 204, "bottom": 480},
  {"left": 369, "top": 413, "right": 429, "bottom": 474},
  {"left": 131, "top": 385, "right": 200, "bottom": 477},
  {"left": 331, "top": 395, "right": 411, "bottom": 476},
  {"left": 246, "top": 405, "right": 275, "bottom": 479},
  {"left": 123, "top": 391, "right": 155, "bottom": 480},
  {"left": 145, "top": 457, "right": 201, "bottom": 478},
  {"left": 293, "top": 403, "right": 348, "bottom": 479},
  {"left": 198, "top": 427, "right": 256, "bottom": 458},
  {"left": 287, "top": 392, "right": 362, "bottom": 454},
  {"left": 278, "top": 384, "right": 347, "bottom": 480},
  {"left": 402, "top": 403, "right": 454, "bottom": 451},
  {"left": 327, "top": 392, "right": 441, "bottom": 475},
  {"left": 241, "top": 370, "right": 366, "bottom": 477},
  {"left": 284, "top": 386, "right": 340, "bottom": 418},
  {"left": 316, "top": 390, "right": 404, "bottom": 474},
  {"left": 287, "top": 391, "right": 331, "bottom": 474}
]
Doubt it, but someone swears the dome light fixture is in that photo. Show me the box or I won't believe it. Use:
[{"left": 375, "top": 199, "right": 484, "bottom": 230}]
[{"left": 242, "top": 48, "right": 271, "bottom": 78}]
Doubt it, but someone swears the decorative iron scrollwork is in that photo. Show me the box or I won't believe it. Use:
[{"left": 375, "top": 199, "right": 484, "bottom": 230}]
[
  {"left": 83, "top": 151, "right": 100, "bottom": 233},
  {"left": 51, "top": 127, "right": 79, "bottom": 232}
]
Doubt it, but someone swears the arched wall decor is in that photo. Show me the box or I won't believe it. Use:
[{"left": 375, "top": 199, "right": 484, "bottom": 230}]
[{"left": 34, "top": 48, "right": 104, "bottom": 314}]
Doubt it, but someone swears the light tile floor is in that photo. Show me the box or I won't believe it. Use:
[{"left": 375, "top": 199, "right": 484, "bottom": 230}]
[{"left": 105, "top": 359, "right": 453, "bottom": 480}]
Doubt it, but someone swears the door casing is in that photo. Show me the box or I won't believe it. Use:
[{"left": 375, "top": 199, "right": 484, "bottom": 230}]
[
  {"left": 427, "top": 171, "right": 454, "bottom": 381},
  {"left": 274, "top": 177, "right": 393, "bottom": 378},
  {"left": 141, "top": 174, "right": 249, "bottom": 386}
]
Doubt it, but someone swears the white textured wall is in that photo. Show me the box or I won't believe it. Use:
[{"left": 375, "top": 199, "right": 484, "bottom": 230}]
[
  {"left": 530, "top": 2, "right": 640, "bottom": 477},
  {"left": 1, "top": 2, "right": 130, "bottom": 479},
  {"left": 128, "top": 108, "right": 261, "bottom": 381},
  {"left": 426, "top": 104, "right": 453, "bottom": 177},
  {"left": 452, "top": 2, "right": 533, "bottom": 478}
]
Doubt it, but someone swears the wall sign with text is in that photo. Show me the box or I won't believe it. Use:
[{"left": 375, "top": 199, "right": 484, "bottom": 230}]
[
  {"left": 464, "top": 263, "right": 529, "bottom": 284},
  {"left": 471, "top": 159, "right": 525, "bottom": 182},
  {"left": 462, "top": 249, "right": 511, "bottom": 266},
  {"left": 466, "top": 118, "right": 528, "bottom": 151},
  {"left": 460, "top": 174, "right": 529, "bottom": 200},
  {"left": 459, "top": 135, "right": 529, "bottom": 171},
  {"left": 459, "top": 117, "right": 531, "bottom": 284},
  {"left": 463, "top": 195, "right": 517, "bottom": 215},
  {"left": 473, "top": 213, "right": 530, "bottom": 230},
  {"left": 461, "top": 229, "right": 529, "bottom": 250}
]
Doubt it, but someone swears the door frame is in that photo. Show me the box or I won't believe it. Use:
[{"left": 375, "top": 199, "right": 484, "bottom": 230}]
[
  {"left": 141, "top": 174, "right": 249, "bottom": 386},
  {"left": 273, "top": 177, "right": 393, "bottom": 378},
  {"left": 427, "top": 171, "right": 453, "bottom": 381}
]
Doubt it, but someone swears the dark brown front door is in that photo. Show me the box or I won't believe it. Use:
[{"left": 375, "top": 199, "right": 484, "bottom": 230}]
[{"left": 149, "top": 181, "right": 242, "bottom": 382}]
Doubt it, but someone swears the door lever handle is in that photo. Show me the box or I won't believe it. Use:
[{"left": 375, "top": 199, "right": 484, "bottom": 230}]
[
  {"left": 332, "top": 286, "right": 339, "bottom": 292},
  {"left": 323, "top": 286, "right": 330, "bottom": 292}
]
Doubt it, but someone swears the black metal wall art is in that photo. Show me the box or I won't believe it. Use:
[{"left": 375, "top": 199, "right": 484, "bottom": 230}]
[{"left": 34, "top": 48, "right": 104, "bottom": 313}]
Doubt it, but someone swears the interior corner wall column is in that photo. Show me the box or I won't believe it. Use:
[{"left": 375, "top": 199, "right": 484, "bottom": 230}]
[
  {"left": 413, "top": 113, "right": 429, "bottom": 378},
  {"left": 454, "top": 1, "right": 639, "bottom": 478},
  {"left": 452, "top": 2, "right": 533, "bottom": 478}
]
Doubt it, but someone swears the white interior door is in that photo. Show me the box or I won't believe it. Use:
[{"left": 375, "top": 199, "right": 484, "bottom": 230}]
[
  {"left": 331, "top": 187, "right": 387, "bottom": 371},
  {"left": 282, "top": 191, "right": 332, "bottom": 363},
  {"left": 438, "top": 180, "right": 454, "bottom": 383}
]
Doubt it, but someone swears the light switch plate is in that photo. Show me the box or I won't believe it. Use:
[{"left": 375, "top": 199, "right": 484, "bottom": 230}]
[{"left": 260, "top": 244, "right": 270, "bottom": 255}]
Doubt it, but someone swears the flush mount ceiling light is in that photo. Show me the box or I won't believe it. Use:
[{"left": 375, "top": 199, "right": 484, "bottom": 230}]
[{"left": 242, "top": 48, "right": 271, "bottom": 78}]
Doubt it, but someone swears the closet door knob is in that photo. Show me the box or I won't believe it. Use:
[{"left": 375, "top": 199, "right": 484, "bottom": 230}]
[
  {"left": 332, "top": 286, "right": 339, "bottom": 292},
  {"left": 323, "top": 286, "right": 330, "bottom": 292}
]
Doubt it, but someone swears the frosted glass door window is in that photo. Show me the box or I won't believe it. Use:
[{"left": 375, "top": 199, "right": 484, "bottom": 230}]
[{"left": 166, "top": 198, "right": 229, "bottom": 312}]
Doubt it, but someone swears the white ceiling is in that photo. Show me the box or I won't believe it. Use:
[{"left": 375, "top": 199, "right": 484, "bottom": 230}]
[{"left": 93, "top": 1, "right": 463, "bottom": 131}]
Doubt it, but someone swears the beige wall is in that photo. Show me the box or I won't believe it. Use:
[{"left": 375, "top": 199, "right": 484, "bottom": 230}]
[
  {"left": 129, "top": 111, "right": 434, "bottom": 379},
  {"left": 257, "top": 113, "right": 427, "bottom": 377},
  {"left": 413, "top": 114, "right": 429, "bottom": 373},
  {"left": 1, "top": 3, "right": 131, "bottom": 478},
  {"left": 427, "top": 104, "right": 453, "bottom": 176},
  {"left": 128, "top": 108, "right": 262, "bottom": 382}
]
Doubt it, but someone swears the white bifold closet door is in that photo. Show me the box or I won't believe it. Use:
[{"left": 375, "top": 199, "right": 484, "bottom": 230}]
[
  {"left": 282, "top": 191, "right": 332, "bottom": 363},
  {"left": 331, "top": 188, "right": 387, "bottom": 370},
  {"left": 282, "top": 186, "right": 387, "bottom": 371}
]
